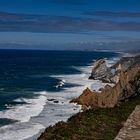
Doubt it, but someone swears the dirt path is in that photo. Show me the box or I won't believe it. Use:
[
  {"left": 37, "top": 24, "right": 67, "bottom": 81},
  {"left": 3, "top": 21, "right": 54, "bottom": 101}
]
[{"left": 115, "top": 105, "right": 140, "bottom": 140}]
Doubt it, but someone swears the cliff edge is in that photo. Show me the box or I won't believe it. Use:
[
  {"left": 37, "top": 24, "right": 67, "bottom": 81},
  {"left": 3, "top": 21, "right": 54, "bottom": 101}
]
[
  {"left": 72, "top": 55, "right": 140, "bottom": 108},
  {"left": 38, "top": 55, "right": 140, "bottom": 140}
]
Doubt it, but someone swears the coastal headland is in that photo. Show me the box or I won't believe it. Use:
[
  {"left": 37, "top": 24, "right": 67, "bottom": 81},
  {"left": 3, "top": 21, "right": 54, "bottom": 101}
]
[{"left": 38, "top": 55, "right": 140, "bottom": 140}]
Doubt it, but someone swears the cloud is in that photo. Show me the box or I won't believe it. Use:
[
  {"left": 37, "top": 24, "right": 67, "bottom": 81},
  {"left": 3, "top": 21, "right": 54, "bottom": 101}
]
[
  {"left": 0, "top": 12, "right": 140, "bottom": 33},
  {"left": 83, "top": 11, "right": 140, "bottom": 17}
]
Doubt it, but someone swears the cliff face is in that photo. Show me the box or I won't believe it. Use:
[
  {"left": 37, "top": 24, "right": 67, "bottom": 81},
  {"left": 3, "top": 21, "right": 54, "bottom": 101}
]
[
  {"left": 38, "top": 55, "right": 140, "bottom": 140},
  {"left": 72, "top": 56, "right": 140, "bottom": 108},
  {"left": 71, "top": 88, "right": 98, "bottom": 108},
  {"left": 89, "top": 55, "right": 140, "bottom": 84},
  {"left": 89, "top": 58, "right": 114, "bottom": 83}
]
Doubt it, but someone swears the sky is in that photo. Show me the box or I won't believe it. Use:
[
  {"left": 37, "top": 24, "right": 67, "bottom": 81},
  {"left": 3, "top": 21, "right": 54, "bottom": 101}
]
[{"left": 0, "top": 0, "right": 140, "bottom": 50}]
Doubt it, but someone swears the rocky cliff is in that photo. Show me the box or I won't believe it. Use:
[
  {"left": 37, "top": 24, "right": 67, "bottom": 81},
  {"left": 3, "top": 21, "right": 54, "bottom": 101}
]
[
  {"left": 72, "top": 55, "right": 140, "bottom": 108},
  {"left": 89, "top": 55, "right": 140, "bottom": 84},
  {"left": 89, "top": 58, "right": 114, "bottom": 83},
  {"left": 38, "top": 55, "right": 140, "bottom": 140}
]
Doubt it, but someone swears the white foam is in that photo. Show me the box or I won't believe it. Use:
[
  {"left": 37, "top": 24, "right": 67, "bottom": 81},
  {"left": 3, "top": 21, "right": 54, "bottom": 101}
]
[
  {"left": 0, "top": 94, "right": 47, "bottom": 123},
  {"left": 30, "top": 97, "right": 82, "bottom": 134},
  {"left": 0, "top": 88, "right": 5, "bottom": 91},
  {"left": 106, "top": 57, "right": 120, "bottom": 67},
  {"left": 0, "top": 56, "right": 120, "bottom": 140},
  {"left": 4, "top": 104, "right": 14, "bottom": 109},
  {"left": 34, "top": 91, "right": 47, "bottom": 95},
  {"left": 0, "top": 123, "right": 44, "bottom": 140},
  {"left": 55, "top": 79, "right": 66, "bottom": 88},
  {"left": 50, "top": 64, "right": 104, "bottom": 97}
]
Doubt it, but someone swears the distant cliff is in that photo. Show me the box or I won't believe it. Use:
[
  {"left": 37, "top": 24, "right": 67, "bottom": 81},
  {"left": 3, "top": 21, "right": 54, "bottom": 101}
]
[{"left": 72, "top": 55, "right": 140, "bottom": 108}]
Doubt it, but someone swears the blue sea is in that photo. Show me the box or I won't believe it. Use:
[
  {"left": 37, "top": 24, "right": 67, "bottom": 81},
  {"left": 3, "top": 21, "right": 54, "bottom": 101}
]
[{"left": 0, "top": 50, "right": 119, "bottom": 140}]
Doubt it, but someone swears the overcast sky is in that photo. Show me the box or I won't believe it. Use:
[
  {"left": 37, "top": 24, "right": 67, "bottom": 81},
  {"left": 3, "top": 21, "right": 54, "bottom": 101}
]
[{"left": 0, "top": 0, "right": 140, "bottom": 50}]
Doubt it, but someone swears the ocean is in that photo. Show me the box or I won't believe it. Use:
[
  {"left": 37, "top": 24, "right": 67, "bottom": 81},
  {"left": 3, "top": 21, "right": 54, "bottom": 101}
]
[{"left": 0, "top": 50, "right": 119, "bottom": 140}]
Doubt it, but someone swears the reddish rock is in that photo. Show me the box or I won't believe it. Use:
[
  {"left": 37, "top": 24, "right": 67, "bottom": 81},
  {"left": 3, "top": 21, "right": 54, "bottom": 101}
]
[{"left": 72, "top": 64, "right": 140, "bottom": 108}]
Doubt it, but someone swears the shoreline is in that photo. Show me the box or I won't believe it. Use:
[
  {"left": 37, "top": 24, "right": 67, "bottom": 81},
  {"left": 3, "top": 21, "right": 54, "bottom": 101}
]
[
  {"left": 0, "top": 51, "right": 121, "bottom": 140},
  {"left": 33, "top": 54, "right": 122, "bottom": 140},
  {"left": 37, "top": 54, "right": 140, "bottom": 140}
]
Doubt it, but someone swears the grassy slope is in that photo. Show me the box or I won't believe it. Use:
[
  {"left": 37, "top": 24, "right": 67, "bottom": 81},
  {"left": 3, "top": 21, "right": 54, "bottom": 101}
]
[
  {"left": 38, "top": 73, "right": 140, "bottom": 140},
  {"left": 38, "top": 95, "right": 140, "bottom": 140}
]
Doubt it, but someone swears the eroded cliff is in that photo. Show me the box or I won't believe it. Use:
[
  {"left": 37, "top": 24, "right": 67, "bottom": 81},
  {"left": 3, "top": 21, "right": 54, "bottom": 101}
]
[{"left": 72, "top": 55, "right": 140, "bottom": 108}]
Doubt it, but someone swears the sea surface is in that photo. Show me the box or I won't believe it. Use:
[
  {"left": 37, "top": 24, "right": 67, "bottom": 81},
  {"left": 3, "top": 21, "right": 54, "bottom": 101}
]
[{"left": 0, "top": 50, "right": 119, "bottom": 140}]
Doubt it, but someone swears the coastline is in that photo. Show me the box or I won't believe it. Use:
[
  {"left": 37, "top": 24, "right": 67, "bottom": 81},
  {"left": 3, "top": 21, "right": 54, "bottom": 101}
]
[
  {"left": 0, "top": 51, "right": 121, "bottom": 140},
  {"left": 38, "top": 54, "right": 140, "bottom": 140},
  {"left": 32, "top": 53, "right": 121, "bottom": 140}
]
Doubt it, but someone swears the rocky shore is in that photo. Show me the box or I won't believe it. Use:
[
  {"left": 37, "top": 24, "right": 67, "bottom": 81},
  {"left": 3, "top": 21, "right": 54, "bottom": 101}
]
[
  {"left": 38, "top": 55, "right": 140, "bottom": 140},
  {"left": 72, "top": 55, "right": 140, "bottom": 109}
]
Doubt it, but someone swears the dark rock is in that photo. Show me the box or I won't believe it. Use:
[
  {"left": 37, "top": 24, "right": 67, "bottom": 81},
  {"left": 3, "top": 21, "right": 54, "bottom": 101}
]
[
  {"left": 53, "top": 100, "right": 59, "bottom": 103},
  {"left": 47, "top": 99, "right": 56, "bottom": 101},
  {"left": 99, "top": 88, "right": 104, "bottom": 91},
  {"left": 47, "top": 99, "right": 59, "bottom": 103}
]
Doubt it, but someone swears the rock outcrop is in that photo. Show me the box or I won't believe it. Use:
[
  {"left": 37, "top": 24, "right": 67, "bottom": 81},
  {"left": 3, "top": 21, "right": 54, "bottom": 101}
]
[
  {"left": 72, "top": 55, "right": 140, "bottom": 108},
  {"left": 89, "top": 58, "right": 114, "bottom": 83},
  {"left": 71, "top": 88, "right": 98, "bottom": 108},
  {"left": 89, "top": 55, "right": 140, "bottom": 84}
]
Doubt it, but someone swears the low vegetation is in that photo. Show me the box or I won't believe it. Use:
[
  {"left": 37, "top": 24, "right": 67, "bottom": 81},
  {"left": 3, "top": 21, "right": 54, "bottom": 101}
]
[{"left": 38, "top": 72, "right": 140, "bottom": 140}]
